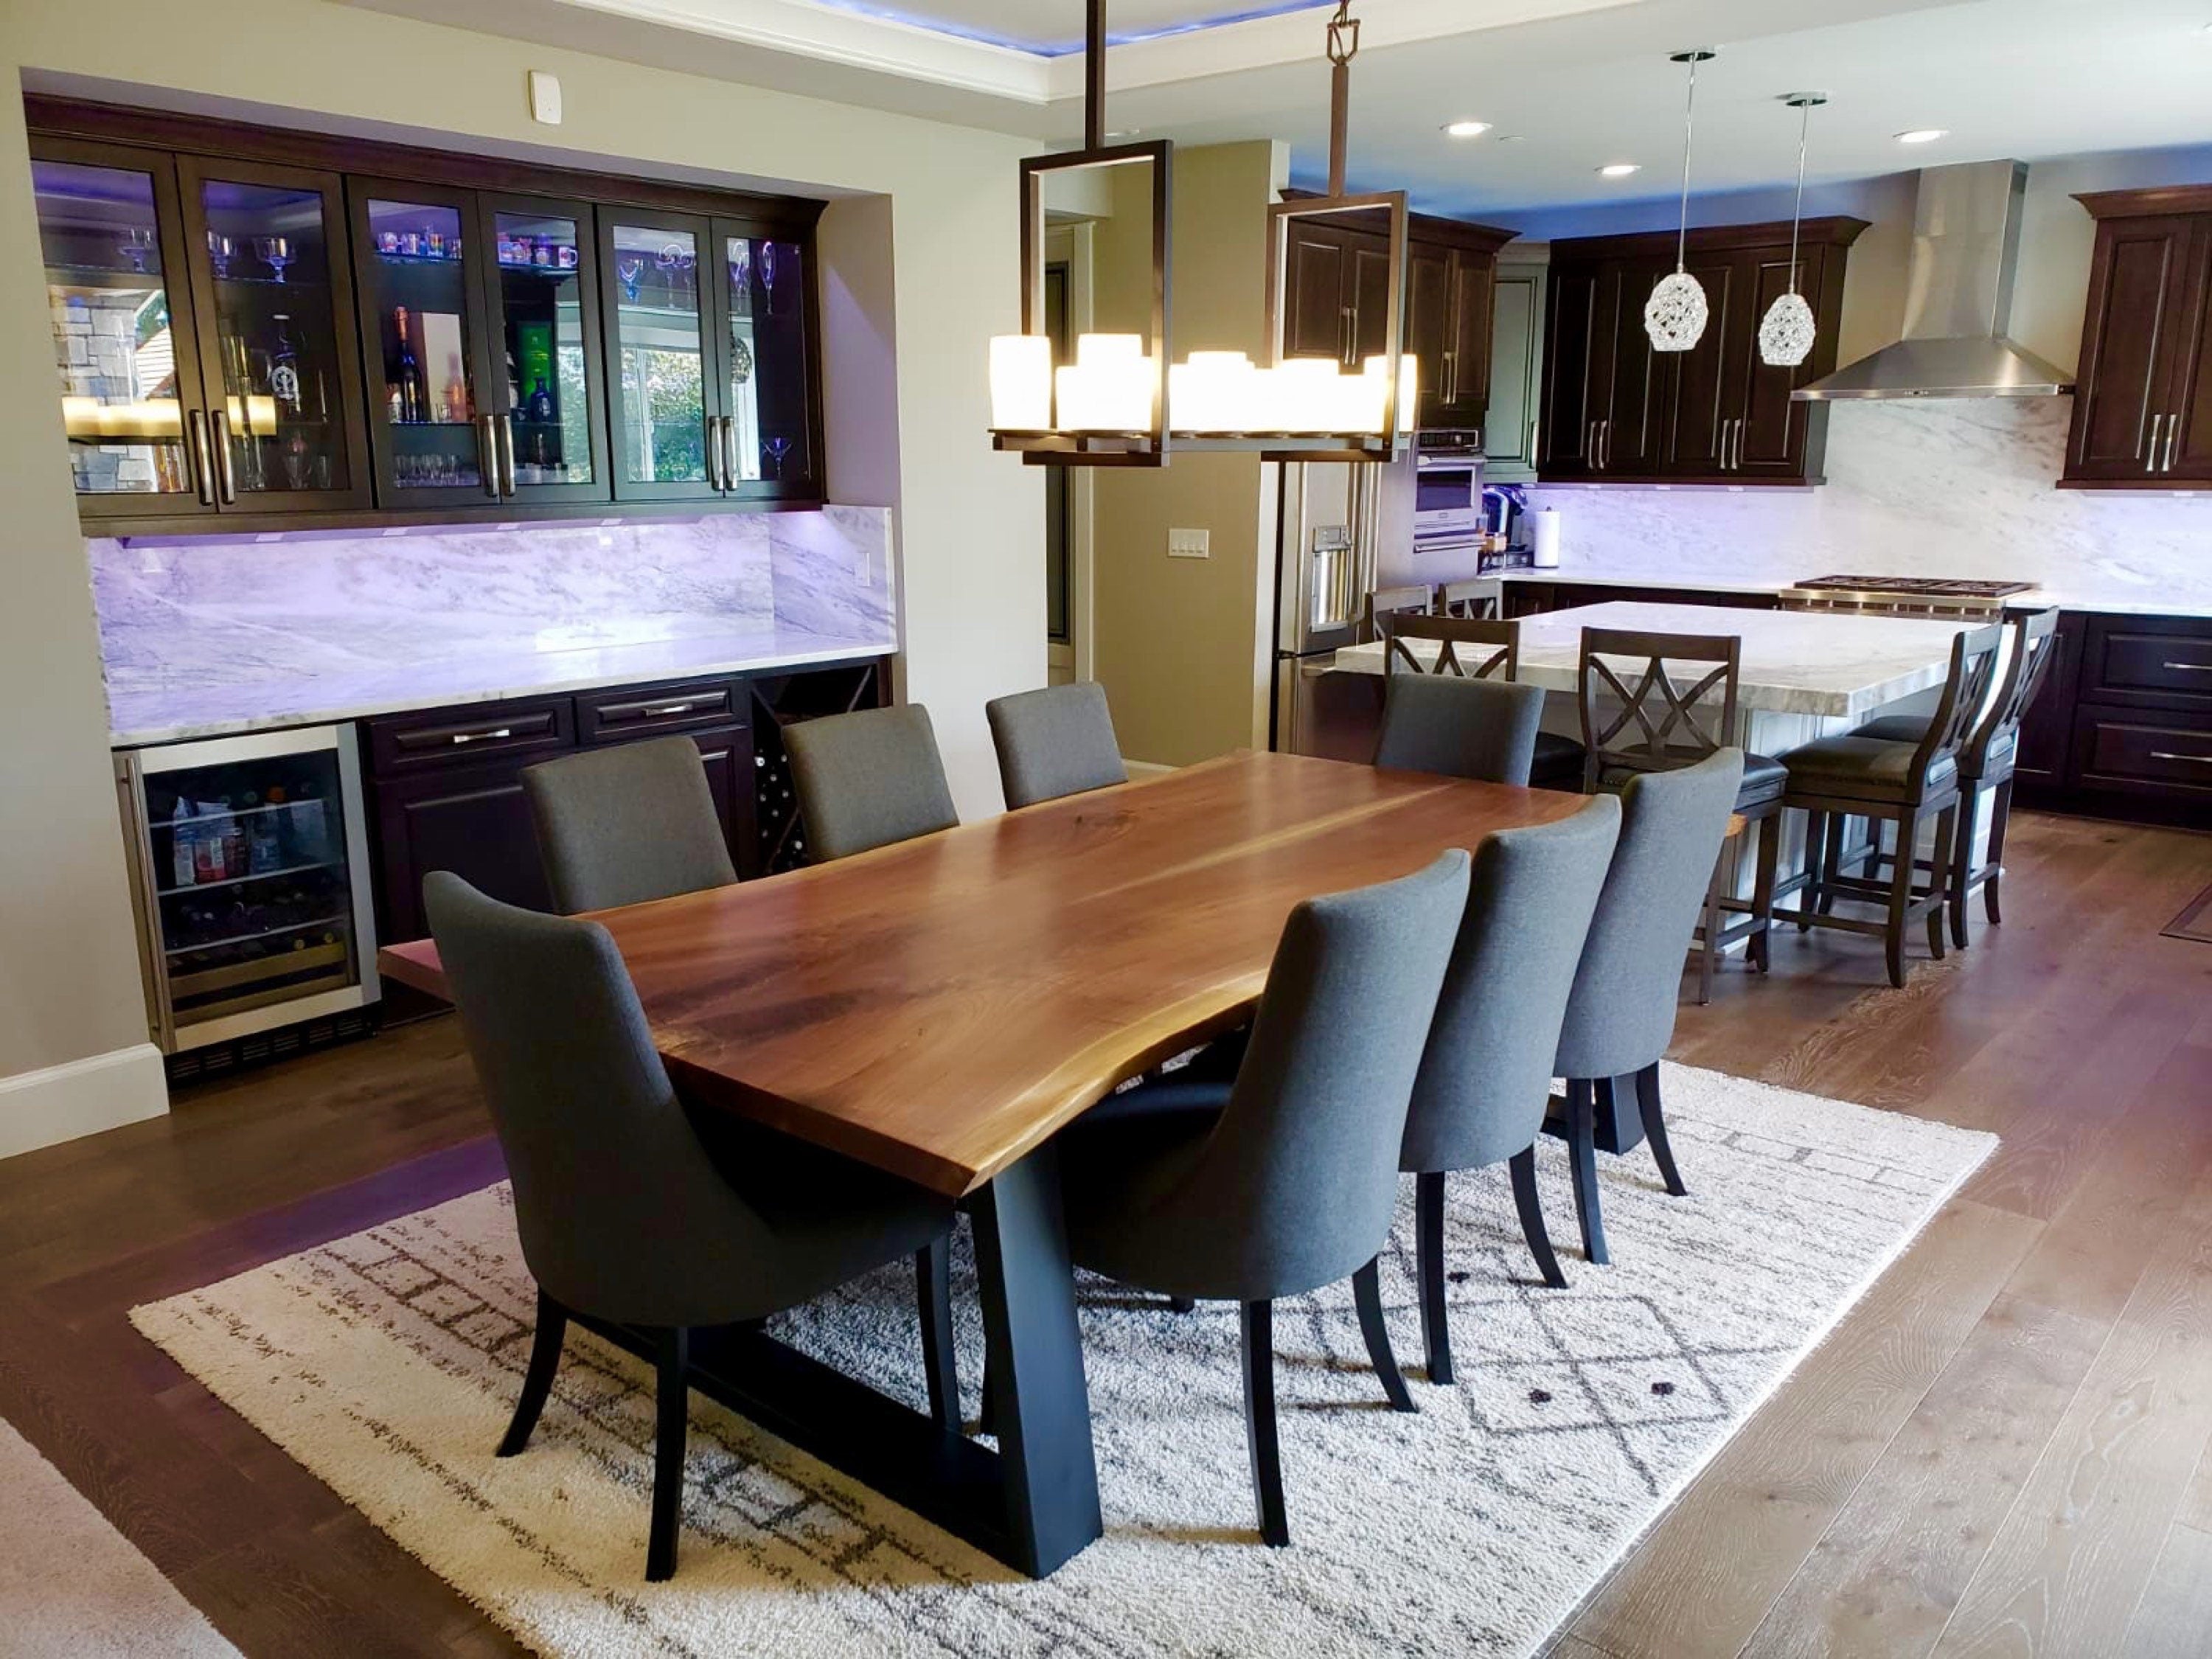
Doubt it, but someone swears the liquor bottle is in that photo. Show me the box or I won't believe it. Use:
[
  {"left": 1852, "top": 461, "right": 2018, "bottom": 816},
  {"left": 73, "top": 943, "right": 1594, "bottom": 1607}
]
[
  {"left": 170, "top": 801, "right": 197, "bottom": 888},
  {"left": 268, "top": 316, "right": 302, "bottom": 414},
  {"left": 393, "top": 306, "right": 423, "bottom": 423},
  {"left": 528, "top": 376, "right": 555, "bottom": 423}
]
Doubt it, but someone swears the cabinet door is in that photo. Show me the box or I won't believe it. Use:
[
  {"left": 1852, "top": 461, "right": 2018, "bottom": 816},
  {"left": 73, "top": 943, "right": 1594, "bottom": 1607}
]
[
  {"left": 1349, "top": 234, "right": 1397, "bottom": 367},
  {"left": 372, "top": 763, "right": 554, "bottom": 945},
  {"left": 1660, "top": 251, "right": 1743, "bottom": 476},
  {"left": 349, "top": 180, "right": 495, "bottom": 509},
  {"left": 29, "top": 139, "right": 217, "bottom": 519},
  {"left": 175, "top": 156, "right": 372, "bottom": 513},
  {"left": 1283, "top": 222, "right": 1354, "bottom": 362},
  {"left": 2013, "top": 611, "right": 2083, "bottom": 788},
  {"left": 1484, "top": 266, "right": 1543, "bottom": 479},
  {"left": 2163, "top": 221, "right": 2212, "bottom": 482},
  {"left": 1406, "top": 245, "right": 1453, "bottom": 428},
  {"left": 1599, "top": 260, "right": 1668, "bottom": 475},
  {"left": 690, "top": 725, "right": 760, "bottom": 880},
  {"left": 1731, "top": 248, "right": 1819, "bottom": 479},
  {"left": 2067, "top": 215, "right": 2196, "bottom": 481},
  {"left": 1539, "top": 263, "right": 1606, "bottom": 477},
  {"left": 478, "top": 194, "right": 611, "bottom": 504},
  {"left": 714, "top": 220, "right": 820, "bottom": 499},
  {"left": 602, "top": 209, "right": 720, "bottom": 501},
  {"left": 1441, "top": 251, "right": 1495, "bottom": 429}
]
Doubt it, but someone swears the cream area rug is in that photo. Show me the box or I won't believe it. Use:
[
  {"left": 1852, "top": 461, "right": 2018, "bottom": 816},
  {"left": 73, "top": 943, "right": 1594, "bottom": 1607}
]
[
  {"left": 0, "top": 1416, "right": 240, "bottom": 1658},
  {"left": 133, "top": 1062, "right": 1994, "bottom": 1659}
]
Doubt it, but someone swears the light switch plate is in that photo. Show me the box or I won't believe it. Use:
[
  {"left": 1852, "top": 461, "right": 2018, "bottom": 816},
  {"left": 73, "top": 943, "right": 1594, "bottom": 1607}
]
[
  {"left": 1168, "top": 527, "right": 1211, "bottom": 560},
  {"left": 528, "top": 71, "right": 563, "bottom": 125}
]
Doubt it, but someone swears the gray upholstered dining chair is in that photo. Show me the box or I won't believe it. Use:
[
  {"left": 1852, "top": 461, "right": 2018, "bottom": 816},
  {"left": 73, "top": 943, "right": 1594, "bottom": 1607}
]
[
  {"left": 1374, "top": 673, "right": 1546, "bottom": 786},
  {"left": 522, "top": 735, "right": 738, "bottom": 914},
  {"left": 1057, "top": 849, "right": 1471, "bottom": 1547},
  {"left": 1549, "top": 748, "right": 1745, "bottom": 1266},
  {"left": 1400, "top": 795, "right": 1622, "bottom": 1384},
  {"left": 987, "top": 683, "right": 1129, "bottom": 809},
  {"left": 783, "top": 703, "right": 959, "bottom": 861},
  {"left": 423, "top": 873, "right": 958, "bottom": 1582}
]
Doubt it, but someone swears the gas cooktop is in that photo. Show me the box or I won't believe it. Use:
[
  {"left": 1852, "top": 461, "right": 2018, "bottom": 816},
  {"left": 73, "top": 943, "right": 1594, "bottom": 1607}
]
[{"left": 1794, "top": 575, "right": 2037, "bottom": 599}]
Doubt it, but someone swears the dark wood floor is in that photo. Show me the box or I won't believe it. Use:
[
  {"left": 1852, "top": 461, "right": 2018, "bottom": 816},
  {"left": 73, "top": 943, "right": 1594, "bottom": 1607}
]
[{"left": 3, "top": 808, "right": 2209, "bottom": 1658}]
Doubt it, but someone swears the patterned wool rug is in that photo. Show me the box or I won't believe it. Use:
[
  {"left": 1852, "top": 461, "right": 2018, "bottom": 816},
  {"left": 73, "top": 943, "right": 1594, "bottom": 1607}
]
[{"left": 133, "top": 1062, "right": 1994, "bottom": 1659}]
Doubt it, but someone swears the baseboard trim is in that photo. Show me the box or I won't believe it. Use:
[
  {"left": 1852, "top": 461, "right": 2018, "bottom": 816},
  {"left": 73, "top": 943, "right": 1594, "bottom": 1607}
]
[
  {"left": 0, "top": 1044, "right": 170, "bottom": 1162},
  {"left": 1123, "top": 759, "right": 1176, "bottom": 778}
]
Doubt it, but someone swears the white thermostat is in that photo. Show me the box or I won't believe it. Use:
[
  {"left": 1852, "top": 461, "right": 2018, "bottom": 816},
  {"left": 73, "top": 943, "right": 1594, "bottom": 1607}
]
[{"left": 528, "top": 71, "right": 563, "bottom": 125}]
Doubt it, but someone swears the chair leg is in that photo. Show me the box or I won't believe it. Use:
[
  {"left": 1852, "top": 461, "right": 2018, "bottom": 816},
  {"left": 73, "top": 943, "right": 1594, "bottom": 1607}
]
[
  {"left": 646, "top": 1326, "right": 689, "bottom": 1583},
  {"left": 1697, "top": 852, "right": 1723, "bottom": 1006},
  {"left": 1818, "top": 813, "right": 1847, "bottom": 917},
  {"left": 1795, "top": 810, "right": 1826, "bottom": 931},
  {"left": 1239, "top": 1301, "right": 1289, "bottom": 1548},
  {"left": 1415, "top": 1170, "right": 1453, "bottom": 1385},
  {"left": 1983, "top": 777, "right": 2014, "bottom": 925},
  {"left": 1352, "top": 1258, "right": 1416, "bottom": 1413},
  {"left": 1885, "top": 809, "right": 1918, "bottom": 988},
  {"left": 1508, "top": 1147, "right": 1568, "bottom": 1289},
  {"left": 1749, "top": 810, "right": 1779, "bottom": 973},
  {"left": 1565, "top": 1079, "right": 1608, "bottom": 1267},
  {"left": 1635, "top": 1062, "right": 1687, "bottom": 1197},
  {"left": 1926, "top": 804, "right": 1958, "bottom": 963},
  {"left": 497, "top": 1288, "right": 568, "bottom": 1458},
  {"left": 915, "top": 1239, "right": 959, "bottom": 1436},
  {"left": 1950, "top": 782, "right": 1979, "bottom": 950}
]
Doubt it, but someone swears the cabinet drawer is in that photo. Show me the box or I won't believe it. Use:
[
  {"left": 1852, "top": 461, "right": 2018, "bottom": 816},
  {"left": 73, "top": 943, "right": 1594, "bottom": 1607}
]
[
  {"left": 368, "top": 696, "right": 575, "bottom": 776},
  {"left": 2072, "top": 706, "right": 2212, "bottom": 796},
  {"left": 2081, "top": 616, "right": 2212, "bottom": 707},
  {"left": 579, "top": 678, "right": 745, "bottom": 744}
]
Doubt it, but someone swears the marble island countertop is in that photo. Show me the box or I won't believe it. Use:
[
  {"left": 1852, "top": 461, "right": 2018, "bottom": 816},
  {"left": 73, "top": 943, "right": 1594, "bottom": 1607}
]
[
  {"left": 106, "top": 626, "right": 897, "bottom": 748},
  {"left": 1333, "top": 600, "right": 1981, "bottom": 720}
]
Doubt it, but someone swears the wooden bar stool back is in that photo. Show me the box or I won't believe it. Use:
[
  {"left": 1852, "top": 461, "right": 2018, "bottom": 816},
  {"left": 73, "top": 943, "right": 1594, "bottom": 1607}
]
[{"left": 1382, "top": 613, "right": 1519, "bottom": 681}]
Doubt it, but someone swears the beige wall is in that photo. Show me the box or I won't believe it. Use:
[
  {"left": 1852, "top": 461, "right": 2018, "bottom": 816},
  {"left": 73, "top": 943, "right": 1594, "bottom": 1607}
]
[
  {"left": 1089, "top": 140, "right": 1284, "bottom": 768},
  {"left": 0, "top": 0, "right": 1042, "bottom": 1113}
]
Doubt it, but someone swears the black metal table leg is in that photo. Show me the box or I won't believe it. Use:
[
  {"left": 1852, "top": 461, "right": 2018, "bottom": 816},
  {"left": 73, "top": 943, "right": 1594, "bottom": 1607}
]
[{"left": 968, "top": 1142, "right": 1105, "bottom": 1577}]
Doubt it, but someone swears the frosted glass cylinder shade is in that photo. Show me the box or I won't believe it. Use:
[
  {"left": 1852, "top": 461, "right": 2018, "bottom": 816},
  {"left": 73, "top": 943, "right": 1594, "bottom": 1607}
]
[
  {"left": 990, "top": 334, "right": 1054, "bottom": 430},
  {"left": 1057, "top": 333, "right": 1155, "bottom": 431},
  {"left": 1644, "top": 270, "right": 1710, "bottom": 352},
  {"left": 1758, "top": 291, "right": 1818, "bottom": 367}
]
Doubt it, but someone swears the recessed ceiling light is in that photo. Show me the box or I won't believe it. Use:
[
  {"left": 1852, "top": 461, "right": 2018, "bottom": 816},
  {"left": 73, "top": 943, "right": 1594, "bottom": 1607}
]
[
  {"left": 1895, "top": 128, "right": 1950, "bottom": 145},
  {"left": 1442, "top": 119, "right": 1492, "bottom": 139},
  {"left": 1598, "top": 163, "right": 1641, "bottom": 178}
]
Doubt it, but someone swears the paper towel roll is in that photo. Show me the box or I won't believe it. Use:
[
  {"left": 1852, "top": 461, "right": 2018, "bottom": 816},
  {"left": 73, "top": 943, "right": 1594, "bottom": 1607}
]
[{"left": 1530, "top": 507, "right": 1561, "bottom": 568}]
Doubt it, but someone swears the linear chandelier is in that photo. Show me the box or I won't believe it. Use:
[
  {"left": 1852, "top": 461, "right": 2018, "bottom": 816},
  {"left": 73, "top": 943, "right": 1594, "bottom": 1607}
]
[{"left": 989, "top": 1, "right": 1416, "bottom": 466}]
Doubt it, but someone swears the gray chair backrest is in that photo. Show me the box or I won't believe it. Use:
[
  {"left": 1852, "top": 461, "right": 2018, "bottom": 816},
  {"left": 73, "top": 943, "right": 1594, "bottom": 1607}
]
[
  {"left": 1182, "top": 849, "right": 1470, "bottom": 1299},
  {"left": 1555, "top": 748, "right": 1745, "bottom": 1079},
  {"left": 423, "top": 872, "right": 773, "bottom": 1329},
  {"left": 783, "top": 703, "right": 959, "bottom": 862},
  {"left": 987, "top": 683, "right": 1130, "bottom": 810},
  {"left": 1403, "top": 795, "right": 1624, "bottom": 1174},
  {"left": 1374, "top": 673, "right": 1546, "bottom": 786},
  {"left": 523, "top": 736, "right": 738, "bottom": 914}
]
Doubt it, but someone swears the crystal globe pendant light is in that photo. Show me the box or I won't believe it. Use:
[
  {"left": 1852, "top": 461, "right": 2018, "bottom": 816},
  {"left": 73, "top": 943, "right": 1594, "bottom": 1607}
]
[
  {"left": 1759, "top": 94, "right": 1826, "bottom": 368},
  {"left": 1645, "top": 49, "right": 1716, "bottom": 352}
]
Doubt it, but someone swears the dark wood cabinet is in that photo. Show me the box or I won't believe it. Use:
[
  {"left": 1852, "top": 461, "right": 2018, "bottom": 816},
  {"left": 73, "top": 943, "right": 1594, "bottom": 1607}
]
[
  {"left": 1280, "top": 202, "right": 1514, "bottom": 434},
  {"left": 2012, "top": 610, "right": 2083, "bottom": 787},
  {"left": 27, "top": 97, "right": 825, "bottom": 533},
  {"left": 1539, "top": 218, "right": 1864, "bottom": 486},
  {"left": 2064, "top": 187, "right": 2212, "bottom": 489}
]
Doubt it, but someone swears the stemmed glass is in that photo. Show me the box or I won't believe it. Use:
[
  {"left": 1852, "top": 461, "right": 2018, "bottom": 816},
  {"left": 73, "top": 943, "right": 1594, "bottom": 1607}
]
[
  {"left": 206, "top": 232, "right": 234, "bottom": 279},
  {"left": 254, "top": 235, "right": 293, "bottom": 284},
  {"left": 116, "top": 229, "right": 155, "bottom": 273},
  {"left": 759, "top": 241, "right": 779, "bottom": 317},
  {"left": 728, "top": 241, "right": 751, "bottom": 309},
  {"left": 617, "top": 257, "right": 644, "bottom": 304},
  {"left": 763, "top": 435, "right": 792, "bottom": 479}
]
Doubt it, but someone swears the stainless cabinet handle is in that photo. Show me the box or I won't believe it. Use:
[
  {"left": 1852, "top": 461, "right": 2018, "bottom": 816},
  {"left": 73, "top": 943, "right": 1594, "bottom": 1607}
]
[
  {"left": 476, "top": 415, "right": 500, "bottom": 498},
  {"left": 645, "top": 703, "right": 696, "bottom": 717},
  {"left": 186, "top": 409, "right": 215, "bottom": 505},
  {"left": 496, "top": 414, "right": 518, "bottom": 497},
  {"left": 1340, "top": 306, "right": 1356, "bottom": 369},
  {"left": 1441, "top": 349, "right": 1458, "bottom": 407},
  {"left": 2147, "top": 413, "right": 2168, "bottom": 473},
  {"left": 718, "top": 416, "right": 739, "bottom": 492},
  {"left": 209, "top": 407, "right": 238, "bottom": 502},
  {"left": 1601, "top": 419, "right": 1613, "bottom": 472},
  {"left": 2163, "top": 414, "right": 2182, "bottom": 473},
  {"left": 2149, "top": 751, "right": 2212, "bottom": 764},
  {"left": 1587, "top": 420, "right": 1599, "bottom": 469},
  {"left": 2163, "top": 661, "right": 2212, "bottom": 672},
  {"left": 703, "top": 413, "right": 723, "bottom": 491},
  {"left": 450, "top": 727, "right": 513, "bottom": 745}
]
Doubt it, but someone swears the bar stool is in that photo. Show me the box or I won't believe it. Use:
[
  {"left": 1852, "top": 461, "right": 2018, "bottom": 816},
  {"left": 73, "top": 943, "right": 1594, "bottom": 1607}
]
[
  {"left": 1576, "top": 627, "right": 1785, "bottom": 1004},
  {"left": 1847, "top": 608, "right": 2059, "bottom": 948},
  {"left": 1361, "top": 584, "right": 1435, "bottom": 643},
  {"left": 1776, "top": 623, "right": 2006, "bottom": 987},
  {"left": 1382, "top": 613, "right": 1587, "bottom": 788}
]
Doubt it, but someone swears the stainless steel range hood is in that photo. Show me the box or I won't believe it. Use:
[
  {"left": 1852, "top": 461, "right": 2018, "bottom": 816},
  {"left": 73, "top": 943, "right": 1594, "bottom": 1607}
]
[{"left": 1795, "top": 160, "right": 2074, "bottom": 400}]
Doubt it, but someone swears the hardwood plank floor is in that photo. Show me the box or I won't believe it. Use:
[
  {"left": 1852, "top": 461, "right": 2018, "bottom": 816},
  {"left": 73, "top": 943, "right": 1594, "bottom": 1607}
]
[{"left": 1, "top": 807, "right": 2208, "bottom": 1657}]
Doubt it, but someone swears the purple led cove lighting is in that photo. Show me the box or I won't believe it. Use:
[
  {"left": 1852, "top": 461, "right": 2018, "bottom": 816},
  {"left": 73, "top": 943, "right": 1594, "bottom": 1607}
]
[{"left": 809, "top": 0, "right": 1334, "bottom": 56}]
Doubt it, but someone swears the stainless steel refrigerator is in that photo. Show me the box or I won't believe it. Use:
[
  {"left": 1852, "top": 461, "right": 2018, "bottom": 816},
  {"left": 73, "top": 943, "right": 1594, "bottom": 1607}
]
[{"left": 1270, "top": 458, "right": 1413, "bottom": 757}]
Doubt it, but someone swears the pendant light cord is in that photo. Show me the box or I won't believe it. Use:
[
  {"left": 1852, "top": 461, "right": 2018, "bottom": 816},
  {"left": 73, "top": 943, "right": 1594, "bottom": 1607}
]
[
  {"left": 1674, "top": 52, "right": 1701, "bottom": 274},
  {"left": 1787, "top": 98, "right": 1811, "bottom": 294}
]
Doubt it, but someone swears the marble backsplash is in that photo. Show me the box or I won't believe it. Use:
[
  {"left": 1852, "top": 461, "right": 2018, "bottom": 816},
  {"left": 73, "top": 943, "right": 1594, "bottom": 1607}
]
[
  {"left": 1527, "top": 399, "right": 2212, "bottom": 614},
  {"left": 90, "top": 507, "right": 897, "bottom": 702}
]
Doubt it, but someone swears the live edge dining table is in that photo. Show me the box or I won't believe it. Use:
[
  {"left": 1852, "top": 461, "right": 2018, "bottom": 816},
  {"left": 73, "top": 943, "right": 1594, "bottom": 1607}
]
[{"left": 378, "top": 748, "right": 1585, "bottom": 1576}]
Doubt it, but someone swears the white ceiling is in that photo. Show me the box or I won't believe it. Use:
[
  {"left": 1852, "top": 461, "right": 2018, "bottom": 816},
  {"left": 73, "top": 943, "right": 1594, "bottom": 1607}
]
[{"left": 355, "top": 0, "right": 2212, "bottom": 220}]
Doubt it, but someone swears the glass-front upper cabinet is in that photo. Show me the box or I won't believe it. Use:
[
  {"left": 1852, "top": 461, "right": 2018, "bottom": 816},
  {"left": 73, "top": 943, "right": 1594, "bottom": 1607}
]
[
  {"left": 717, "top": 223, "right": 818, "bottom": 498},
  {"left": 30, "top": 139, "right": 213, "bottom": 519},
  {"left": 348, "top": 181, "right": 489, "bottom": 508},
  {"left": 176, "top": 157, "right": 372, "bottom": 513},
  {"left": 602, "top": 212, "right": 715, "bottom": 501},
  {"left": 476, "top": 195, "right": 609, "bottom": 503}
]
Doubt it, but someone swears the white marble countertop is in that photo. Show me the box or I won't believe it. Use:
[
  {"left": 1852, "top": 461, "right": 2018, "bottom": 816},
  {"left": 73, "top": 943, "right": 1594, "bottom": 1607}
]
[
  {"left": 107, "top": 627, "right": 897, "bottom": 748},
  {"left": 1482, "top": 561, "right": 2212, "bottom": 619},
  {"left": 1333, "top": 601, "right": 1980, "bottom": 720}
]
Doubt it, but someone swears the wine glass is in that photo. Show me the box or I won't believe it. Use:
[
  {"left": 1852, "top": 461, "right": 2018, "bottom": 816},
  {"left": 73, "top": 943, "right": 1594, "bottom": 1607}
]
[
  {"left": 206, "top": 232, "right": 234, "bottom": 279},
  {"left": 617, "top": 257, "right": 644, "bottom": 304},
  {"left": 254, "top": 236, "right": 293, "bottom": 284},
  {"left": 763, "top": 435, "right": 792, "bottom": 479},
  {"left": 117, "top": 229, "right": 155, "bottom": 274},
  {"left": 759, "top": 241, "right": 779, "bottom": 316},
  {"left": 728, "top": 241, "right": 751, "bottom": 306}
]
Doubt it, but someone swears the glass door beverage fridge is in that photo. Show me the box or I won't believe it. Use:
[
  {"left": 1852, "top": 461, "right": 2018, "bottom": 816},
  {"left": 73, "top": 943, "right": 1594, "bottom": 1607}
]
[{"left": 114, "top": 726, "right": 378, "bottom": 1057}]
